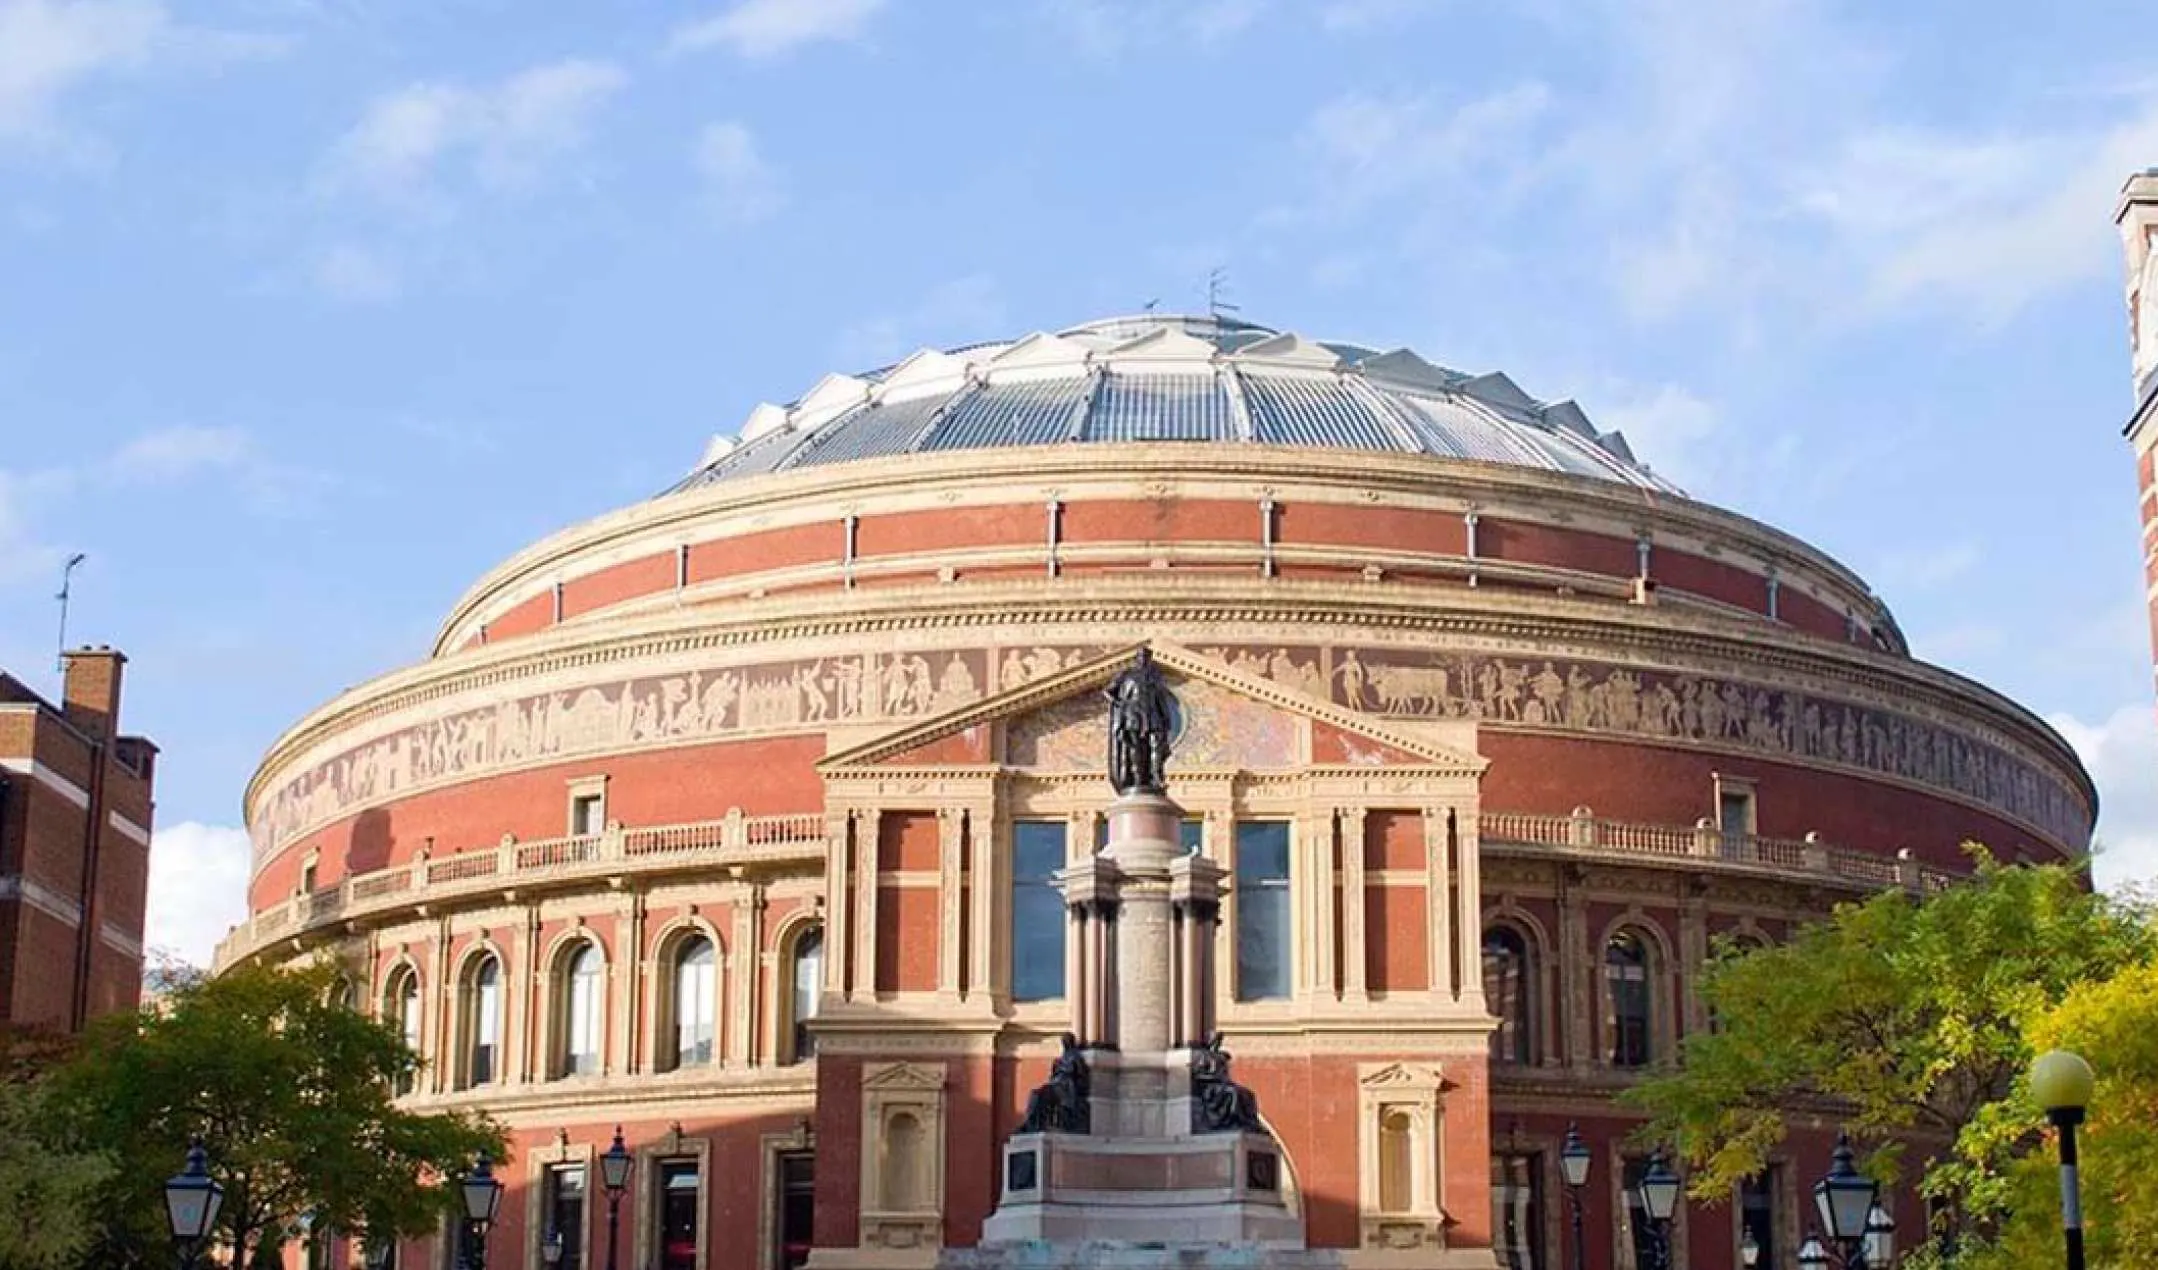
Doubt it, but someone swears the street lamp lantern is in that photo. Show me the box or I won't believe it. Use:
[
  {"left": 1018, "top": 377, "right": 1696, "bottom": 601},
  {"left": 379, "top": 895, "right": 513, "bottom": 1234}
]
[
  {"left": 2031, "top": 1049, "right": 2095, "bottom": 1270},
  {"left": 543, "top": 1228, "right": 564, "bottom": 1266},
  {"left": 599, "top": 1126, "right": 633, "bottom": 1270},
  {"left": 164, "top": 1138, "right": 224, "bottom": 1247},
  {"left": 461, "top": 1151, "right": 504, "bottom": 1226},
  {"left": 1741, "top": 1229, "right": 1761, "bottom": 1267},
  {"left": 1560, "top": 1124, "right": 1592, "bottom": 1189},
  {"left": 1813, "top": 1133, "right": 1878, "bottom": 1243},
  {"left": 1636, "top": 1149, "right": 1681, "bottom": 1224},
  {"left": 1559, "top": 1123, "right": 1590, "bottom": 1270},
  {"left": 1798, "top": 1233, "right": 1830, "bottom": 1268},
  {"left": 365, "top": 1238, "right": 394, "bottom": 1270},
  {"left": 1864, "top": 1201, "right": 1895, "bottom": 1266}
]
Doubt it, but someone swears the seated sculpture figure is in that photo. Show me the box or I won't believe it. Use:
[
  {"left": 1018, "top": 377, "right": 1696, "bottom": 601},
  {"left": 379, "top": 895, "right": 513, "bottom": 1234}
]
[
  {"left": 1189, "top": 1032, "right": 1263, "bottom": 1133},
  {"left": 1018, "top": 1033, "right": 1092, "bottom": 1134}
]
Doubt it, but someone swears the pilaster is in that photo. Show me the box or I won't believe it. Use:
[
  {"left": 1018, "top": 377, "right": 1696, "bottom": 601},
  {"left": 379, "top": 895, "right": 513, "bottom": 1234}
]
[
  {"left": 1453, "top": 808, "right": 1485, "bottom": 1012},
  {"left": 937, "top": 806, "right": 964, "bottom": 1001},
  {"left": 729, "top": 884, "right": 761, "bottom": 1066},
  {"left": 856, "top": 811, "right": 881, "bottom": 1005},
  {"left": 427, "top": 915, "right": 452, "bottom": 1095},
  {"left": 824, "top": 810, "right": 852, "bottom": 1002},
  {"left": 1559, "top": 869, "right": 1591, "bottom": 1067},
  {"left": 1423, "top": 808, "right": 1453, "bottom": 1006},
  {"left": 512, "top": 904, "right": 538, "bottom": 1086},
  {"left": 966, "top": 798, "right": 998, "bottom": 1005},
  {"left": 1340, "top": 805, "right": 1369, "bottom": 1003},
  {"left": 617, "top": 890, "right": 645, "bottom": 1075}
]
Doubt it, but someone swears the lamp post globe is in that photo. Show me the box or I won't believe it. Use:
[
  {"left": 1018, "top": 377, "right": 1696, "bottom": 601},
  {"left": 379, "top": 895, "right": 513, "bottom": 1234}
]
[
  {"left": 164, "top": 1139, "right": 224, "bottom": 1269},
  {"left": 1814, "top": 1132, "right": 1878, "bottom": 1267},
  {"left": 1559, "top": 1123, "right": 1590, "bottom": 1270},
  {"left": 600, "top": 1126, "right": 633, "bottom": 1270},
  {"left": 2031, "top": 1050, "right": 2094, "bottom": 1270},
  {"left": 1635, "top": 1148, "right": 1681, "bottom": 1270},
  {"left": 1798, "top": 1233, "right": 1830, "bottom": 1269},
  {"left": 1863, "top": 1200, "right": 1895, "bottom": 1266},
  {"left": 460, "top": 1151, "right": 503, "bottom": 1270}
]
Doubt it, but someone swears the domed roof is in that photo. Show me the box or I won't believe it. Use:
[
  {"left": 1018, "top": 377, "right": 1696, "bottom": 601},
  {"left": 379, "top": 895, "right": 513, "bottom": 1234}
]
[{"left": 666, "top": 315, "right": 1681, "bottom": 496}]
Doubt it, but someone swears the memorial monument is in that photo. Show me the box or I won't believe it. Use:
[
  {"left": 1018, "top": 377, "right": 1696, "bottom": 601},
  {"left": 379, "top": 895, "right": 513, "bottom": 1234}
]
[{"left": 943, "top": 647, "right": 1338, "bottom": 1270}]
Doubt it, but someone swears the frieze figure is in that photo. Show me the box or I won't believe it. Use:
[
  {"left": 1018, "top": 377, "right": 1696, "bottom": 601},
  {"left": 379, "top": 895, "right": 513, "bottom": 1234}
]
[
  {"left": 1189, "top": 1033, "right": 1262, "bottom": 1133},
  {"left": 1104, "top": 647, "right": 1176, "bottom": 795},
  {"left": 1017, "top": 1033, "right": 1092, "bottom": 1135}
]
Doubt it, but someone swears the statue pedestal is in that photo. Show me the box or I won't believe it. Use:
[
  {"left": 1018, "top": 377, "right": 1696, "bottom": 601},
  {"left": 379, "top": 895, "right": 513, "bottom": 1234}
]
[{"left": 950, "top": 789, "right": 1333, "bottom": 1270}]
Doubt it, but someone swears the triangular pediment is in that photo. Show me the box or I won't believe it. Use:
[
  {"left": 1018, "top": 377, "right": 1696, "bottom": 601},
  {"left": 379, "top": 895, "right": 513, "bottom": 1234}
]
[
  {"left": 819, "top": 642, "right": 1485, "bottom": 776},
  {"left": 862, "top": 1060, "right": 946, "bottom": 1091}
]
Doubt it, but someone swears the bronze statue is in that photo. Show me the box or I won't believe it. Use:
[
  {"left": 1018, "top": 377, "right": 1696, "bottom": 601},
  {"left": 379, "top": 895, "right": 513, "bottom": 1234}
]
[
  {"left": 1190, "top": 1032, "right": 1262, "bottom": 1133},
  {"left": 1018, "top": 1033, "right": 1091, "bottom": 1134},
  {"left": 1104, "top": 648, "right": 1175, "bottom": 795}
]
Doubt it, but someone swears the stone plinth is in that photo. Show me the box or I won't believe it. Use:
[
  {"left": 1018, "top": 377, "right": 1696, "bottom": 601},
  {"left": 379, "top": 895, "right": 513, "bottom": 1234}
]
[{"left": 982, "top": 1130, "right": 1300, "bottom": 1248}]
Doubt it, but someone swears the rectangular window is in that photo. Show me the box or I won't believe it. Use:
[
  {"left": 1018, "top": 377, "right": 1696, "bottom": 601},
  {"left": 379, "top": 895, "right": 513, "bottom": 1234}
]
[
  {"left": 571, "top": 793, "right": 606, "bottom": 836},
  {"left": 1492, "top": 1154, "right": 1545, "bottom": 1270},
  {"left": 1741, "top": 1171, "right": 1777, "bottom": 1270},
  {"left": 775, "top": 1152, "right": 815, "bottom": 1270},
  {"left": 299, "top": 860, "right": 318, "bottom": 893},
  {"left": 547, "top": 1165, "right": 586, "bottom": 1270},
  {"left": 1718, "top": 790, "right": 1753, "bottom": 839},
  {"left": 1011, "top": 821, "right": 1069, "bottom": 1002},
  {"left": 657, "top": 1161, "right": 700, "bottom": 1270},
  {"left": 1234, "top": 821, "right": 1292, "bottom": 1001}
]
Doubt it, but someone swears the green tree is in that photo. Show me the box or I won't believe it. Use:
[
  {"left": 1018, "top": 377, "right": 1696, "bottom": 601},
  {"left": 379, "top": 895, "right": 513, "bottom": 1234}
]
[
  {"left": 0, "top": 1029, "right": 114, "bottom": 1270},
  {"left": 1621, "top": 852, "right": 2150, "bottom": 1245},
  {"left": 49, "top": 961, "right": 503, "bottom": 1268}
]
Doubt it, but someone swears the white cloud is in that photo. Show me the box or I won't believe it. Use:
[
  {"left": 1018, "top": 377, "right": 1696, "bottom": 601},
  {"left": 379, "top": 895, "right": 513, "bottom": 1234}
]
[
  {"left": 2048, "top": 704, "right": 2158, "bottom": 892},
  {"left": 669, "top": 0, "right": 884, "bottom": 58},
  {"left": 1320, "top": 0, "right": 1441, "bottom": 30},
  {"left": 324, "top": 59, "right": 627, "bottom": 207},
  {"left": 311, "top": 242, "right": 400, "bottom": 303},
  {"left": 0, "top": 0, "right": 284, "bottom": 155},
  {"left": 834, "top": 274, "right": 1007, "bottom": 371},
  {"left": 1287, "top": 84, "right": 1552, "bottom": 222},
  {"left": 109, "top": 423, "right": 253, "bottom": 482},
  {"left": 1595, "top": 383, "right": 1718, "bottom": 492},
  {"left": 144, "top": 821, "right": 252, "bottom": 971},
  {"left": 693, "top": 120, "right": 785, "bottom": 225}
]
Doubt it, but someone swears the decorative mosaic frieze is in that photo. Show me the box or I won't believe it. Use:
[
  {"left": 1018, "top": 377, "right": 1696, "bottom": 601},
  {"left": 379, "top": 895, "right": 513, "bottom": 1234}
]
[{"left": 249, "top": 638, "right": 2088, "bottom": 865}]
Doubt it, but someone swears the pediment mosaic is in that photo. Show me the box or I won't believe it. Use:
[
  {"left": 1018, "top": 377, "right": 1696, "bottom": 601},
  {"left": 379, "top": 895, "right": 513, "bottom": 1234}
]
[{"left": 1005, "top": 672, "right": 1300, "bottom": 774}]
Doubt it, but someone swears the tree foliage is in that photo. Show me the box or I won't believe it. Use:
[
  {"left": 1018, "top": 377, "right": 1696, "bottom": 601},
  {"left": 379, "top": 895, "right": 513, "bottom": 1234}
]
[
  {"left": 0, "top": 1029, "right": 114, "bottom": 1270},
  {"left": 47, "top": 961, "right": 503, "bottom": 1268},
  {"left": 1620, "top": 852, "right": 2151, "bottom": 1235}
]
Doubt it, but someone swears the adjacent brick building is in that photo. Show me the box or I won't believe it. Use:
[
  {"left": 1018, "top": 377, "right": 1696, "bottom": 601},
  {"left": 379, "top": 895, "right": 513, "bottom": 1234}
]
[
  {"left": 218, "top": 315, "right": 2092, "bottom": 1270},
  {"left": 0, "top": 646, "right": 156, "bottom": 1030}
]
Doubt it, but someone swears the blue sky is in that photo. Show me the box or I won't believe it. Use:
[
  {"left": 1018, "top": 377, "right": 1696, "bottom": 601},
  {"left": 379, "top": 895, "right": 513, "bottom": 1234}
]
[{"left": 4, "top": 0, "right": 2157, "bottom": 965}]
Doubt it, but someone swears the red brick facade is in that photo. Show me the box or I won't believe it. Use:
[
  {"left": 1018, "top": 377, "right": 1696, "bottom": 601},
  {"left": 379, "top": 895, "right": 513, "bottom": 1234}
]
[{"left": 0, "top": 648, "right": 155, "bottom": 1032}]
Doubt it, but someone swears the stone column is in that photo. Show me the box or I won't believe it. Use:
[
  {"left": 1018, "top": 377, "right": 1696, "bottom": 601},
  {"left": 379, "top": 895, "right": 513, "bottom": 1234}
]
[
  {"left": 1559, "top": 867, "right": 1591, "bottom": 1067},
  {"left": 1454, "top": 808, "right": 1486, "bottom": 1011},
  {"left": 617, "top": 892, "right": 644, "bottom": 1075},
  {"left": 855, "top": 810, "right": 880, "bottom": 1004},
  {"left": 823, "top": 810, "right": 852, "bottom": 1002},
  {"left": 937, "top": 807, "right": 964, "bottom": 1001},
  {"left": 1102, "top": 793, "right": 1182, "bottom": 1054},
  {"left": 1340, "top": 806, "right": 1369, "bottom": 1003},
  {"left": 968, "top": 800, "right": 999, "bottom": 1005},
  {"left": 1423, "top": 808, "right": 1453, "bottom": 1004},
  {"left": 427, "top": 916, "right": 452, "bottom": 1095}
]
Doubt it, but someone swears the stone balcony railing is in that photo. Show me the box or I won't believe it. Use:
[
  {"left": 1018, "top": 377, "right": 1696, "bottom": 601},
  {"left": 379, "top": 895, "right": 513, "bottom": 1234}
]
[
  {"left": 212, "top": 806, "right": 1952, "bottom": 974},
  {"left": 211, "top": 810, "right": 826, "bottom": 972},
  {"left": 1480, "top": 807, "right": 1955, "bottom": 892}
]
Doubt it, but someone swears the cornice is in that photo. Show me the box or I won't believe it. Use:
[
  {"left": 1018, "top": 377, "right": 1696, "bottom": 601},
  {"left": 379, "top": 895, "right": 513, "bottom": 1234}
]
[
  {"left": 247, "top": 575, "right": 2089, "bottom": 824},
  {"left": 429, "top": 445, "right": 1895, "bottom": 657}
]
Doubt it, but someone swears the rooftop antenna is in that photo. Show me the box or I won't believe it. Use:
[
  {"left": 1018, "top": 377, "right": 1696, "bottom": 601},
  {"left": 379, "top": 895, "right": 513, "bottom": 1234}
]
[
  {"left": 1206, "top": 267, "right": 1241, "bottom": 319},
  {"left": 1142, "top": 298, "right": 1160, "bottom": 314},
  {"left": 54, "top": 553, "right": 85, "bottom": 673}
]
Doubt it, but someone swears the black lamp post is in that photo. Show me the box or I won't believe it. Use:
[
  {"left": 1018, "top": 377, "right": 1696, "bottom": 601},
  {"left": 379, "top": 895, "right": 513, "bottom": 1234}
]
[
  {"left": 1814, "top": 1133, "right": 1879, "bottom": 1269},
  {"left": 1635, "top": 1148, "right": 1681, "bottom": 1270},
  {"left": 1559, "top": 1124, "right": 1591, "bottom": 1270},
  {"left": 460, "top": 1151, "right": 504, "bottom": 1270},
  {"left": 163, "top": 1139, "right": 224, "bottom": 1270},
  {"left": 599, "top": 1126, "right": 634, "bottom": 1270},
  {"left": 2031, "top": 1049, "right": 2094, "bottom": 1270}
]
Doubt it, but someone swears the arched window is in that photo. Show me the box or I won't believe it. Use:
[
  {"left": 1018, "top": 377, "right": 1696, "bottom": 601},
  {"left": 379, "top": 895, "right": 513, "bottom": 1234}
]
[
  {"left": 462, "top": 954, "right": 502, "bottom": 1088},
  {"left": 1481, "top": 926, "right": 1533, "bottom": 1065},
  {"left": 561, "top": 943, "right": 604, "bottom": 1077},
  {"left": 668, "top": 935, "right": 718, "bottom": 1070},
  {"left": 1604, "top": 930, "right": 1653, "bottom": 1069},
  {"left": 385, "top": 967, "right": 422, "bottom": 1095},
  {"left": 787, "top": 927, "right": 823, "bottom": 1064}
]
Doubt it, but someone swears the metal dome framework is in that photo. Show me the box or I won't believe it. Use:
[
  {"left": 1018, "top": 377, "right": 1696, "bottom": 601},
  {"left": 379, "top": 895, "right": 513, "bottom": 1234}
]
[{"left": 668, "top": 315, "right": 1682, "bottom": 496}]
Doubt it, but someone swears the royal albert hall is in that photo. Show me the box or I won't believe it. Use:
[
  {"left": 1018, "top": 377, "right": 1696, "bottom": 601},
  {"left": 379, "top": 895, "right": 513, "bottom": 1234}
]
[{"left": 218, "top": 315, "right": 2094, "bottom": 1270}]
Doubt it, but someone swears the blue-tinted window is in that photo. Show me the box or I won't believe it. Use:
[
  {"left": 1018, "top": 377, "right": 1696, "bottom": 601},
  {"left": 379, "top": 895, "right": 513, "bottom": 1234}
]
[
  {"left": 1234, "top": 822, "right": 1292, "bottom": 1001},
  {"left": 1012, "top": 822, "right": 1069, "bottom": 1002}
]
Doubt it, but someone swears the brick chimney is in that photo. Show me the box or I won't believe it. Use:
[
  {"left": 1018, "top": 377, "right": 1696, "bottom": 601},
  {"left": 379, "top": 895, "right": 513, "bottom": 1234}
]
[{"left": 60, "top": 646, "right": 125, "bottom": 741}]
